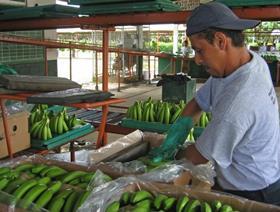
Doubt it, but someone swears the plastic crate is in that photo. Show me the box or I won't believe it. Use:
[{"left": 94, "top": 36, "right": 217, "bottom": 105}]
[
  {"left": 31, "top": 123, "right": 94, "bottom": 150},
  {"left": 158, "top": 56, "right": 182, "bottom": 74},
  {"left": 162, "top": 78, "right": 196, "bottom": 103},
  {"left": 121, "top": 118, "right": 205, "bottom": 136},
  {"left": 121, "top": 118, "right": 171, "bottom": 133},
  {"left": 188, "top": 60, "right": 210, "bottom": 79}
]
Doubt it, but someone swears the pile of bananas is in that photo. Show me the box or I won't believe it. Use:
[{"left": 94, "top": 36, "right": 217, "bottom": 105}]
[
  {"left": 106, "top": 190, "right": 236, "bottom": 212},
  {"left": 0, "top": 163, "right": 112, "bottom": 211},
  {"left": 29, "top": 104, "right": 86, "bottom": 140},
  {"left": 126, "top": 97, "right": 186, "bottom": 124}
]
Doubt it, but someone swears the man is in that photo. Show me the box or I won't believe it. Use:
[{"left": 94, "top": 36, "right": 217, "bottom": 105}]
[{"left": 150, "top": 2, "right": 280, "bottom": 205}]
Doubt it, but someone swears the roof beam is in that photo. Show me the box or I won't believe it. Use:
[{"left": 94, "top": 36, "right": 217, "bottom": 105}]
[{"left": 0, "top": 7, "right": 278, "bottom": 31}]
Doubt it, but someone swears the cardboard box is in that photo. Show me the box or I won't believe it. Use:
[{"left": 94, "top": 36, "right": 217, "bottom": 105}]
[
  {"left": 104, "top": 181, "right": 280, "bottom": 212},
  {"left": 88, "top": 130, "right": 145, "bottom": 163},
  {"left": 0, "top": 111, "right": 30, "bottom": 159},
  {"left": 87, "top": 130, "right": 213, "bottom": 190}
]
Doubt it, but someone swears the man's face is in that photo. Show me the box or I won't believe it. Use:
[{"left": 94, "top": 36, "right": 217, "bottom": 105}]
[{"left": 189, "top": 33, "right": 226, "bottom": 77}]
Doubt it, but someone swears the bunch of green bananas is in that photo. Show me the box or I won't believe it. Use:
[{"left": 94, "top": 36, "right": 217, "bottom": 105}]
[
  {"left": 30, "top": 115, "right": 52, "bottom": 141},
  {"left": 29, "top": 105, "right": 86, "bottom": 140},
  {"left": 0, "top": 163, "right": 113, "bottom": 211},
  {"left": 196, "top": 112, "right": 212, "bottom": 128},
  {"left": 126, "top": 97, "right": 186, "bottom": 124},
  {"left": 106, "top": 190, "right": 236, "bottom": 212}
]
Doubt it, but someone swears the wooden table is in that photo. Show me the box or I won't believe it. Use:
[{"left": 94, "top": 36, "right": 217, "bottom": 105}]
[{"left": 0, "top": 92, "right": 125, "bottom": 161}]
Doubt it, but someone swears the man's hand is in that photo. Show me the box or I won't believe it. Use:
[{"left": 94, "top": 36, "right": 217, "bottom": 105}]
[{"left": 149, "top": 116, "right": 193, "bottom": 162}]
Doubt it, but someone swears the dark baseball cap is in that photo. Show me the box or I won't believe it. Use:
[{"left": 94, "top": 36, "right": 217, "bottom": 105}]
[{"left": 186, "top": 2, "right": 260, "bottom": 36}]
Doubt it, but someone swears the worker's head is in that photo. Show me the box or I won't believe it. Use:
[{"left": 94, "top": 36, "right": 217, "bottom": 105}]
[{"left": 186, "top": 2, "right": 260, "bottom": 77}]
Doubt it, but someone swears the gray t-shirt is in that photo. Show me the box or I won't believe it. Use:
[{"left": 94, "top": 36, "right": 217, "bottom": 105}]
[{"left": 195, "top": 51, "right": 280, "bottom": 190}]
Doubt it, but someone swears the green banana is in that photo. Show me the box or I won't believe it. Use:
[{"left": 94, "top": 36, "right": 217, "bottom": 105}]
[
  {"left": 62, "top": 170, "right": 87, "bottom": 184},
  {"left": 135, "top": 199, "right": 151, "bottom": 209},
  {"left": 48, "top": 181, "right": 62, "bottom": 193},
  {"left": 0, "top": 167, "right": 11, "bottom": 175},
  {"left": 220, "top": 204, "right": 233, "bottom": 212},
  {"left": 62, "top": 120, "right": 69, "bottom": 132},
  {"left": 34, "top": 181, "right": 62, "bottom": 208},
  {"left": 3, "top": 178, "right": 25, "bottom": 194},
  {"left": 120, "top": 191, "right": 131, "bottom": 206},
  {"left": 46, "top": 168, "right": 67, "bottom": 178},
  {"left": 14, "top": 163, "right": 34, "bottom": 172},
  {"left": 131, "top": 206, "right": 150, "bottom": 212},
  {"left": 153, "top": 194, "right": 168, "bottom": 210},
  {"left": 170, "top": 107, "right": 183, "bottom": 124},
  {"left": 53, "top": 115, "right": 59, "bottom": 134},
  {"left": 12, "top": 179, "right": 38, "bottom": 200},
  {"left": 57, "top": 113, "right": 64, "bottom": 134},
  {"left": 105, "top": 201, "right": 120, "bottom": 212},
  {"left": 183, "top": 199, "right": 200, "bottom": 212},
  {"left": 163, "top": 197, "right": 176, "bottom": 211},
  {"left": 201, "top": 202, "right": 212, "bottom": 212},
  {"left": 176, "top": 195, "right": 189, "bottom": 212},
  {"left": 211, "top": 200, "right": 222, "bottom": 212},
  {"left": 52, "top": 188, "right": 73, "bottom": 200},
  {"left": 159, "top": 106, "right": 165, "bottom": 123},
  {"left": 37, "top": 176, "right": 51, "bottom": 185},
  {"left": 37, "top": 121, "right": 46, "bottom": 140},
  {"left": 31, "top": 164, "right": 48, "bottom": 174},
  {"left": 0, "top": 170, "right": 20, "bottom": 180},
  {"left": 35, "top": 189, "right": 55, "bottom": 208},
  {"left": 42, "top": 121, "right": 48, "bottom": 141},
  {"left": 63, "top": 190, "right": 79, "bottom": 212},
  {"left": 68, "top": 178, "right": 80, "bottom": 185},
  {"left": 21, "top": 184, "right": 48, "bottom": 209},
  {"left": 164, "top": 103, "right": 170, "bottom": 124},
  {"left": 72, "top": 190, "right": 91, "bottom": 211},
  {"left": 80, "top": 172, "right": 96, "bottom": 183},
  {"left": 131, "top": 190, "right": 153, "bottom": 204},
  {"left": 136, "top": 101, "right": 142, "bottom": 121},
  {"left": 40, "top": 166, "right": 63, "bottom": 177},
  {"left": 78, "top": 183, "right": 88, "bottom": 190},
  {"left": 47, "top": 189, "right": 73, "bottom": 212},
  {"left": 0, "top": 178, "right": 10, "bottom": 190},
  {"left": 47, "top": 123, "right": 53, "bottom": 139},
  {"left": 48, "top": 197, "right": 66, "bottom": 212},
  {"left": 149, "top": 103, "right": 155, "bottom": 122}
]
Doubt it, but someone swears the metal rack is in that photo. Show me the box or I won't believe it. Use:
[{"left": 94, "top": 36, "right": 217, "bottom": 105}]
[{"left": 0, "top": 92, "right": 125, "bottom": 161}]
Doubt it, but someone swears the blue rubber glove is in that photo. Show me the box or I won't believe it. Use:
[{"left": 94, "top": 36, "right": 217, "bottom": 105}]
[{"left": 149, "top": 116, "right": 193, "bottom": 163}]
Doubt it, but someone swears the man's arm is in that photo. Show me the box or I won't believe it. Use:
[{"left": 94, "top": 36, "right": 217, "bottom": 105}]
[
  {"left": 177, "top": 98, "right": 209, "bottom": 165},
  {"left": 176, "top": 144, "right": 208, "bottom": 165},
  {"left": 181, "top": 98, "right": 202, "bottom": 124}
]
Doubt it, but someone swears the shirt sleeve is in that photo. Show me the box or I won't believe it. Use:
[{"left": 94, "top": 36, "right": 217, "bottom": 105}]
[
  {"left": 195, "top": 77, "right": 212, "bottom": 112},
  {"left": 195, "top": 119, "right": 245, "bottom": 168}
]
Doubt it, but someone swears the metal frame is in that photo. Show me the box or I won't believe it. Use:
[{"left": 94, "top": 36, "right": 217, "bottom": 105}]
[
  {"left": 0, "top": 92, "right": 125, "bottom": 160},
  {"left": 0, "top": 7, "right": 279, "bottom": 31}
]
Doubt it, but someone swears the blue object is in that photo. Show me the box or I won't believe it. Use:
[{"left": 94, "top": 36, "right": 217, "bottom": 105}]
[{"left": 149, "top": 116, "right": 193, "bottom": 162}]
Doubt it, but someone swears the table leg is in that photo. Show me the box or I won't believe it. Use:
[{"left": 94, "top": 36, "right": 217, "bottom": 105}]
[
  {"left": 0, "top": 99, "right": 13, "bottom": 158},
  {"left": 70, "top": 141, "right": 75, "bottom": 162},
  {"left": 96, "top": 105, "right": 108, "bottom": 148}
]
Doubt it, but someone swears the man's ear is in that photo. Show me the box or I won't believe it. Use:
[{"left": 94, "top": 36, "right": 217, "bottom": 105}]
[{"left": 214, "top": 32, "right": 227, "bottom": 50}]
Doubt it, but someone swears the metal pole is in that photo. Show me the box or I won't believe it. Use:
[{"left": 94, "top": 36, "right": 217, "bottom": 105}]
[{"left": 44, "top": 47, "right": 48, "bottom": 76}]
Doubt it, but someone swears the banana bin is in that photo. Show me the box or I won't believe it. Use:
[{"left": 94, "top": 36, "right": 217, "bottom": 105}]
[
  {"left": 0, "top": 154, "right": 121, "bottom": 211},
  {"left": 79, "top": 177, "right": 280, "bottom": 212},
  {"left": 85, "top": 130, "right": 215, "bottom": 191}
]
